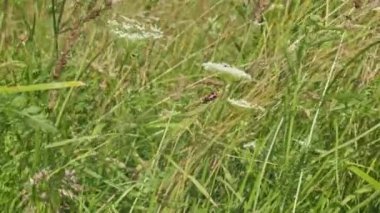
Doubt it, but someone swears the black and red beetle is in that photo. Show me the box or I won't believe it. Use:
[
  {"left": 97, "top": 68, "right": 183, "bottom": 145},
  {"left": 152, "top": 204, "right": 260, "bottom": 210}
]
[{"left": 202, "top": 91, "right": 218, "bottom": 104}]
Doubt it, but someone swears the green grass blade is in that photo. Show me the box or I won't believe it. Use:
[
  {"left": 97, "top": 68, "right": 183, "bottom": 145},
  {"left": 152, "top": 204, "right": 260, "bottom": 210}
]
[
  {"left": 165, "top": 155, "right": 218, "bottom": 207},
  {"left": 0, "top": 81, "right": 86, "bottom": 94},
  {"left": 348, "top": 166, "right": 380, "bottom": 191},
  {"left": 45, "top": 134, "right": 116, "bottom": 149}
]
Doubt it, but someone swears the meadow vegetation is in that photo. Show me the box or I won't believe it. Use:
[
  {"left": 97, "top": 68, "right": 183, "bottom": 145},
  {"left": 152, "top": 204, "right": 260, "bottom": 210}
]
[{"left": 0, "top": 0, "right": 379, "bottom": 212}]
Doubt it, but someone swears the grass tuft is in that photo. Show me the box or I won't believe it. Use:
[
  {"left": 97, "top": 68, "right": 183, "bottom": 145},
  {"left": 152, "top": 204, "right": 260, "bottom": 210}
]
[{"left": 1, "top": 0, "right": 380, "bottom": 212}]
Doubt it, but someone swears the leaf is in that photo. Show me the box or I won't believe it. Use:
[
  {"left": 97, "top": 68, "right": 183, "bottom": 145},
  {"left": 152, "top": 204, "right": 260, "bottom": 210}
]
[
  {"left": 26, "top": 114, "right": 58, "bottom": 133},
  {"left": 9, "top": 109, "right": 57, "bottom": 133},
  {"left": 11, "top": 95, "right": 28, "bottom": 107},
  {"left": 348, "top": 166, "right": 380, "bottom": 191},
  {"left": 23, "top": 106, "right": 42, "bottom": 114},
  {"left": 45, "top": 134, "right": 116, "bottom": 149},
  {"left": 0, "top": 81, "right": 86, "bottom": 94}
]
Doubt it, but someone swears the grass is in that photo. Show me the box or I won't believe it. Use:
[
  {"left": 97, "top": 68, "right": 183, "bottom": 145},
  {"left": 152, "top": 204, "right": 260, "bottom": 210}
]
[{"left": 0, "top": 0, "right": 380, "bottom": 212}]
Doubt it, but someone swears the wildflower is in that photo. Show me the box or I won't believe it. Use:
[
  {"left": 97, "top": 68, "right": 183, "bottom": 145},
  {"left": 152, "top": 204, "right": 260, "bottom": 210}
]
[
  {"left": 29, "top": 169, "right": 50, "bottom": 186},
  {"left": 267, "top": 4, "right": 285, "bottom": 11},
  {"left": 61, "top": 169, "right": 83, "bottom": 194},
  {"left": 108, "top": 16, "right": 163, "bottom": 41},
  {"left": 202, "top": 62, "right": 252, "bottom": 82},
  {"left": 287, "top": 36, "right": 304, "bottom": 52},
  {"left": 227, "top": 98, "right": 265, "bottom": 111},
  {"left": 228, "top": 98, "right": 253, "bottom": 110},
  {"left": 295, "top": 139, "right": 308, "bottom": 147}
]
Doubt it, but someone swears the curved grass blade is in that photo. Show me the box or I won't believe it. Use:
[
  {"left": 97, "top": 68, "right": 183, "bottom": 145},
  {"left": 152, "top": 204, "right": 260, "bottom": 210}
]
[
  {"left": 0, "top": 81, "right": 85, "bottom": 94},
  {"left": 348, "top": 166, "right": 380, "bottom": 191},
  {"left": 165, "top": 155, "right": 218, "bottom": 207}
]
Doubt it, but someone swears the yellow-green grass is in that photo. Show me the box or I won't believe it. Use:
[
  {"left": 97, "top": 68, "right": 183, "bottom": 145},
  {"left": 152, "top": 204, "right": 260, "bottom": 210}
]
[{"left": 0, "top": 0, "right": 379, "bottom": 212}]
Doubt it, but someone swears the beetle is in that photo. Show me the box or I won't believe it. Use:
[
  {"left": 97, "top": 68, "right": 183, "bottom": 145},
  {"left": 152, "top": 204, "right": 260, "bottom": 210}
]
[{"left": 202, "top": 91, "right": 218, "bottom": 104}]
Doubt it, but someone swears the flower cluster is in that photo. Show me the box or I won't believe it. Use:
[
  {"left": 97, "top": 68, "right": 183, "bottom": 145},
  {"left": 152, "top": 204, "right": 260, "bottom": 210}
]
[
  {"left": 202, "top": 62, "right": 252, "bottom": 82},
  {"left": 108, "top": 16, "right": 163, "bottom": 41},
  {"left": 22, "top": 168, "right": 83, "bottom": 210},
  {"left": 201, "top": 62, "right": 264, "bottom": 150}
]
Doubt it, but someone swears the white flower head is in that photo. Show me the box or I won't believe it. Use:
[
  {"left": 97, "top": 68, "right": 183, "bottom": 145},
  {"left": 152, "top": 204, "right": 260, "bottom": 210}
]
[
  {"left": 202, "top": 62, "right": 252, "bottom": 82},
  {"left": 228, "top": 98, "right": 254, "bottom": 109},
  {"left": 108, "top": 16, "right": 163, "bottom": 41},
  {"left": 294, "top": 139, "right": 310, "bottom": 148},
  {"left": 227, "top": 98, "right": 265, "bottom": 111},
  {"left": 243, "top": 141, "right": 256, "bottom": 149},
  {"left": 267, "top": 4, "right": 285, "bottom": 11},
  {"left": 287, "top": 35, "right": 304, "bottom": 52}
]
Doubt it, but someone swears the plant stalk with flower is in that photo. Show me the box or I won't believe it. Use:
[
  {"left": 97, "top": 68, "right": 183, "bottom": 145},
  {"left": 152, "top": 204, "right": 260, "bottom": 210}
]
[{"left": 202, "top": 62, "right": 262, "bottom": 111}]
